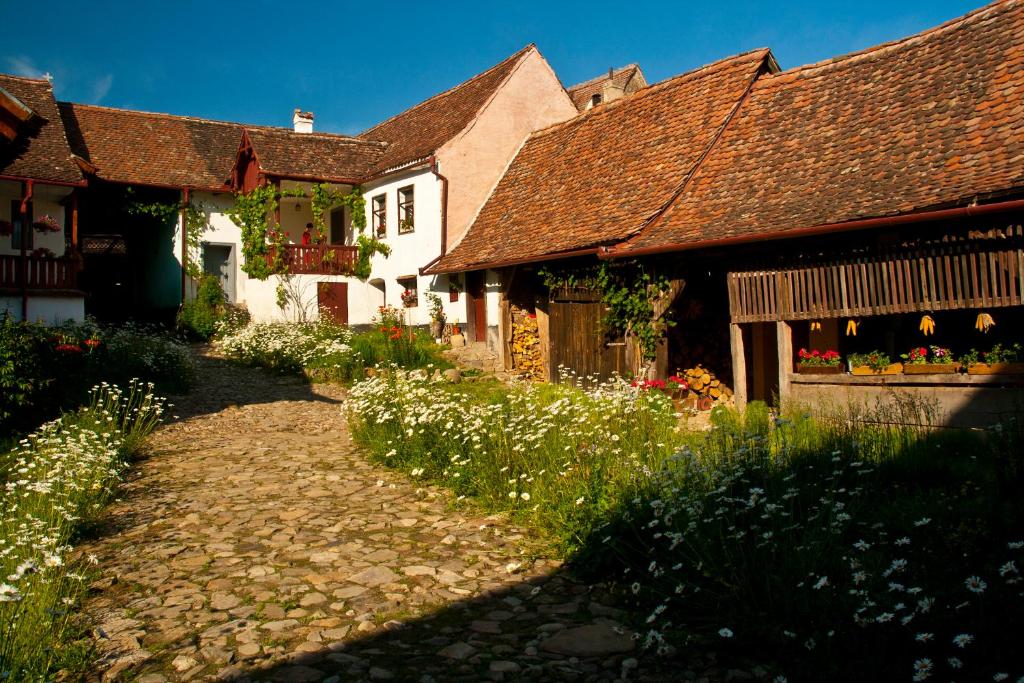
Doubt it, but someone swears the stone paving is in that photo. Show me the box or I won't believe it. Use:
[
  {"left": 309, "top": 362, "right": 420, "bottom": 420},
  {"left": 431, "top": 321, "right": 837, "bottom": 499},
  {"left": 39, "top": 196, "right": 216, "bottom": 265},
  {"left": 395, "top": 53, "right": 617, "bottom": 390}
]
[{"left": 79, "top": 350, "right": 690, "bottom": 683}]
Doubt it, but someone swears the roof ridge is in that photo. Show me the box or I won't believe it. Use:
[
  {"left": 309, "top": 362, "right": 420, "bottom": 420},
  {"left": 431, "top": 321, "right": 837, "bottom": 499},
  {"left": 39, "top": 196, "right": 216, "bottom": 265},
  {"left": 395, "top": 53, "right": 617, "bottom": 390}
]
[
  {"left": 58, "top": 101, "right": 287, "bottom": 132},
  {"left": 358, "top": 44, "right": 535, "bottom": 139},
  {"left": 528, "top": 48, "right": 770, "bottom": 141},
  {"left": 248, "top": 127, "right": 386, "bottom": 145},
  {"left": 763, "top": 0, "right": 1017, "bottom": 84},
  {"left": 565, "top": 64, "right": 641, "bottom": 92},
  {"left": 0, "top": 73, "right": 53, "bottom": 85}
]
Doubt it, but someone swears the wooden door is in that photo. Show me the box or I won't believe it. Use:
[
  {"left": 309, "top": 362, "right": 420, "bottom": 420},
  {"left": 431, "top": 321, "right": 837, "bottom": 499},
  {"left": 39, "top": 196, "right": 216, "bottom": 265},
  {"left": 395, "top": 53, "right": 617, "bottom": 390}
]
[
  {"left": 466, "top": 271, "right": 487, "bottom": 342},
  {"left": 548, "top": 289, "right": 626, "bottom": 382},
  {"left": 317, "top": 282, "right": 348, "bottom": 325}
]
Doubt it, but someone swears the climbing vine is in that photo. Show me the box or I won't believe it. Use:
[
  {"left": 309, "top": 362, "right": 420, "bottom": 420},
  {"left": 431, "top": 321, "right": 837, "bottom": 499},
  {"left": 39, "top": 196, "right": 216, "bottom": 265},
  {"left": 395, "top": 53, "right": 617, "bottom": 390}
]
[
  {"left": 125, "top": 189, "right": 211, "bottom": 280},
  {"left": 227, "top": 183, "right": 385, "bottom": 284},
  {"left": 539, "top": 260, "right": 676, "bottom": 360}
]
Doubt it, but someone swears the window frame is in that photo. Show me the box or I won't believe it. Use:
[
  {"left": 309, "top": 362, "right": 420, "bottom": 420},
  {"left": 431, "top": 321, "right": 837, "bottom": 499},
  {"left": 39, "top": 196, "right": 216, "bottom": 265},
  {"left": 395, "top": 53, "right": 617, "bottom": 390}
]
[
  {"left": 397, "top": 185, "right": 414, "bottom": 234},
  {"left": 371, "top": 194, "right": 387, "bottom": 238}
]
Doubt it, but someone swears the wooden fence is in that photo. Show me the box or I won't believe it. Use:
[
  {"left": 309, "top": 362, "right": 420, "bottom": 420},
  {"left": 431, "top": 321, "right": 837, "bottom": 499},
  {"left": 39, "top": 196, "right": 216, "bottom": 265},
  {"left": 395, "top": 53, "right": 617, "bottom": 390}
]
[
  {"left": 267, "top": 244, "right": 359, "bottom": 275},
  {"left": 728, "top": 227, "right": 1024, "bottom": 322}
]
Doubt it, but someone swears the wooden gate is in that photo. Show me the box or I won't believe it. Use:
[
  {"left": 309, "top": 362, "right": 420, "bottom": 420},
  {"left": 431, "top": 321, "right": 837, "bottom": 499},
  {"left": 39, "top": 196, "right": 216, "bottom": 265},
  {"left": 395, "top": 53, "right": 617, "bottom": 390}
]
[
  {"left": 548, "top": 287, "right": 627, "bottom": 382},
  {"left": 317, "top": 282, "right": 348, "bottom": 324}
]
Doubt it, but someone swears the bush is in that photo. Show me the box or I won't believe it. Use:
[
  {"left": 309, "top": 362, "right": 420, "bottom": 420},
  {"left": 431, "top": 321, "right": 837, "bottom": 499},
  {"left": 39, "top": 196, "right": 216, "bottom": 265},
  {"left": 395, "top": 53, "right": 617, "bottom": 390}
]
[
  {"left": 177, "top": 274, "right": 227, "bottom": 340},
  {"left": 0, "top": 316, "right": 193, "bottom": 438},
  {"left": 217, "top": 320, "right": 449, "bottom": 383},
  {"left": 0, "top": 380, "right": 167, "bottom": 679}
]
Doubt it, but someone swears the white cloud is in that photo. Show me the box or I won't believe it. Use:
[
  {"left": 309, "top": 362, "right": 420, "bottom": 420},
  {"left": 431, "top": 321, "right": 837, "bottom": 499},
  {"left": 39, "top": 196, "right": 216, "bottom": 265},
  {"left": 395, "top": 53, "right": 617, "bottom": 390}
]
[
  {"left": 88, "top": 74, "right": 113, "bottom": 104},
  {"left": 5, "top": 55, "right": 46, "bottom": 79}
]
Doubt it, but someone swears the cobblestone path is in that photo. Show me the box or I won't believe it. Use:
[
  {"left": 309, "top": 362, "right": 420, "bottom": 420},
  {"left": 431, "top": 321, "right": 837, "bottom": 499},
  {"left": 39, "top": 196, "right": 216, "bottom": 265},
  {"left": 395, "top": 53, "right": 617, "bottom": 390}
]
[{"left": 81, "top": 351, "right": 652, "bottom": 683}]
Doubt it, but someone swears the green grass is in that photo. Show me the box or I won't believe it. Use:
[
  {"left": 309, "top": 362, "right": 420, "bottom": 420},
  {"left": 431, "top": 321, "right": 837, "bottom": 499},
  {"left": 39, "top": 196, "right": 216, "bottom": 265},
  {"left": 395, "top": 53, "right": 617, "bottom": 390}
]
[
  {"left": 0, "top": 381, "right": 167, "bottom": 680},
  {"left": 347, "top": 371, "right": 1024, "bottom": 681}
]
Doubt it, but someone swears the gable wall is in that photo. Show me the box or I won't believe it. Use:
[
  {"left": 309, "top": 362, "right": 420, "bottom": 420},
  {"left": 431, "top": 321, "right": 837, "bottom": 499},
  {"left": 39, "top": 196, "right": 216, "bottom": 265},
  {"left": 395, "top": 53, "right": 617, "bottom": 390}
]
[{"left": 437, "top": 49, "right": 577, "bottom": 251}]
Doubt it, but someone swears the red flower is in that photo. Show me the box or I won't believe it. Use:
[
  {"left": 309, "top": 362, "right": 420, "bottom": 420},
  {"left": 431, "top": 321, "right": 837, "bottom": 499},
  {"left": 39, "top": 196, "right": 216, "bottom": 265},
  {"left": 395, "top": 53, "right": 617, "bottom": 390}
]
[
  {"left": 84, "top": 338, "right": 101, "bottom": 350},
  {"left": 55, "top": 343, "right": 82, "bottom": 353}
]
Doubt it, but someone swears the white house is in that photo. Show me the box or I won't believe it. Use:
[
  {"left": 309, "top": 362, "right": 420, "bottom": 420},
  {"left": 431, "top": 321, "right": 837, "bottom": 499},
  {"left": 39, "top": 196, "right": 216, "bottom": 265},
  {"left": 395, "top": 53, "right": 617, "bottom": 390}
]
[
  {"left": 0, "top": 74, "right": 86, "bottom": 324},
  {"left": 44, "top": 44, "right": 577, "bottom": 335}
]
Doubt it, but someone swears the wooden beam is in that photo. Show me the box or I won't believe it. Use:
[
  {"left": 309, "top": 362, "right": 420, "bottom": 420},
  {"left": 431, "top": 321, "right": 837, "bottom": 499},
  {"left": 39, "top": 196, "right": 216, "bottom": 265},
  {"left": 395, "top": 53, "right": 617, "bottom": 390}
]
[
  {"left": 730, "top": 323, "right": 747, "bottom": 409},
  {"left": 776, "top": 320, "right": 793, "bottom": 407},
  {"left": 70, "top": 189, "right": 78, "bottom": 249}
]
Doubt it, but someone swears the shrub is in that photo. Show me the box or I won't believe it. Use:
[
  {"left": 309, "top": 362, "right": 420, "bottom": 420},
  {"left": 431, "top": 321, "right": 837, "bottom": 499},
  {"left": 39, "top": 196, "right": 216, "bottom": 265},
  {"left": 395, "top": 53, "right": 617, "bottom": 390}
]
[
  {"left": 0, "top": 381, "right": 167, "bottom": 679},
  {"left": 177, "top": 274, "right": 227, "bottom": 340}
]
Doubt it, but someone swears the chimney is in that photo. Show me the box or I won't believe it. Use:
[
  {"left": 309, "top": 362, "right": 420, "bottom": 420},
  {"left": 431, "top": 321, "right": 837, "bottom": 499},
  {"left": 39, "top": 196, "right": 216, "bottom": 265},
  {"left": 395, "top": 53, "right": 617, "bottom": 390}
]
[{"left": 292, "top": 109, "right": 314, "bottom": 133}]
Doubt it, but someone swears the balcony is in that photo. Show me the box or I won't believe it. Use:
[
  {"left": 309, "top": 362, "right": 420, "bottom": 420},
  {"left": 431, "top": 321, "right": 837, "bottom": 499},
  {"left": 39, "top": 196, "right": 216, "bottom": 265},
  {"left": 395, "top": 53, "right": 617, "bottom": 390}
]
[
  {"left": 267, "top": 244, "right": 359, "bottom": 276},
  {"left": 0, "top": 253, "right": 81, "bottom": 292}
]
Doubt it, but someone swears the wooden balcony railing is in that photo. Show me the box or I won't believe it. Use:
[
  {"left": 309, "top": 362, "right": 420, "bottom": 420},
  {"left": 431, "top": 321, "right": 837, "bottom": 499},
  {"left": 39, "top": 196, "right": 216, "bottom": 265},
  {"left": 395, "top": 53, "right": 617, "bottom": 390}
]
[
  {"left": 267, "top": 244, "right": 359, "bottom": 276},
  {"left": 0, "top": 254, "right": 81, "bottom": 291}
]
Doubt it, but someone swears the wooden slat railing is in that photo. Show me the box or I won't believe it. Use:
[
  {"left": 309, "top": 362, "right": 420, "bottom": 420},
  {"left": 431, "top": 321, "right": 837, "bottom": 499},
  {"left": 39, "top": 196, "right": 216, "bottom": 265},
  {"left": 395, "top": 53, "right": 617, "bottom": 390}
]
[
  {"left": 0, "top": 254, "right": 80, "bottom": 291},
  {"left": 267, "top": 244, "right": 359, "bottom": 276},
  {"left": 728, "top": 227, "right": 1024, "bottom": 322}
]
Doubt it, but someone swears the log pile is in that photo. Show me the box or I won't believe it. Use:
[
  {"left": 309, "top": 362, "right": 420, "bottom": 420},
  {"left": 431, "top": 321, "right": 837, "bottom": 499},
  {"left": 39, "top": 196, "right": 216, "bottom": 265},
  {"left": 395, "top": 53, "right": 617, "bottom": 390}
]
[
  {"left": 510, "top": 308, "right": 544, "bottom": 381},
  {"left": 675, "top": 364, "right": 732, "bottom": 410}
]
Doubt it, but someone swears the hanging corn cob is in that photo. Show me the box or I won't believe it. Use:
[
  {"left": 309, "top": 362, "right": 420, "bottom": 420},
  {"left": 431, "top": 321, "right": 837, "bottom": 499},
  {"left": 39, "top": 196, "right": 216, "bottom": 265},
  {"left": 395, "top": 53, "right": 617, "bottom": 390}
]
[
  {"left": 919, "top": 315, "right": 936, "bottom": 336},
  {"left": 845, "top": 320, "right": 859, "bottom": 336},
  {"left": 975, "top": 312, "right": 995, "bottom": 333}
]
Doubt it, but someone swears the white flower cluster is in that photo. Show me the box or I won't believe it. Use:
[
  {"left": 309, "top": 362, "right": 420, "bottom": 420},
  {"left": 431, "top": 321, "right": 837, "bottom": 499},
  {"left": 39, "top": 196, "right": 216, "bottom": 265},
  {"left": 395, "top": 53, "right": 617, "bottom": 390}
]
[
  {"left": 0, "top": 380, "right": 167, "bottom": 674},
  {"left": 217, "top": 321, "right": 353, "bottom": 370}
]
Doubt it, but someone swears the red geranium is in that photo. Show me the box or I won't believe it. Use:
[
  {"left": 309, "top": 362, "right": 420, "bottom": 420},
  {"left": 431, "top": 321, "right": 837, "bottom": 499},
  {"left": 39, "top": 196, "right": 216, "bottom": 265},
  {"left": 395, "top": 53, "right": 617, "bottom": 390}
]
[
  {"left": 798, "top": 348, "right": 842, "bottom": 367},
  {"left": 55, "top": 343, "right": 82, "bottom": 353}
]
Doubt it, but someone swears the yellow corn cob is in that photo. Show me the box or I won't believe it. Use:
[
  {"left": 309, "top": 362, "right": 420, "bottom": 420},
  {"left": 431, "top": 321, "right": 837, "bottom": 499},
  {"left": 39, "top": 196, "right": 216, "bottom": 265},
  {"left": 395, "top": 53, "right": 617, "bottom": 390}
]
[
  {"left": 845, "top": 320, "right": 858, "bottom": 336},
  {"left": 919, "top": 315, "right": 935, "bottom": 336},
  {"left": 975, "top": 313, "right": 995, "bottom": 332}
]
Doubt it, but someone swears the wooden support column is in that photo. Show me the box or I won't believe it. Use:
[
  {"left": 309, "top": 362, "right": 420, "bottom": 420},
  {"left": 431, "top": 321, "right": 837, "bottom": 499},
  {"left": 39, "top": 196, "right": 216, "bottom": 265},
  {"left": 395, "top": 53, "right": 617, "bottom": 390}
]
[
  {"left": 180, "top": 187, "right": 190, "bottom": 302},
  {"left": 534, "top": 295, "right": 551, "bottom": 382},
  {"left": 70, "top": 188, "right": 79, "bottom": 249},
  {"left": 20, "top": 180, "right": 33, "bottom": 321},
  {"left": 730, "top": 323, "right": 748, "bottom": 409},
  {"left": 776, "top": 320, "right": 793, "bottom": 406},
  {"left": 498, "top": 266, "right": 517, "bottom": 372}
]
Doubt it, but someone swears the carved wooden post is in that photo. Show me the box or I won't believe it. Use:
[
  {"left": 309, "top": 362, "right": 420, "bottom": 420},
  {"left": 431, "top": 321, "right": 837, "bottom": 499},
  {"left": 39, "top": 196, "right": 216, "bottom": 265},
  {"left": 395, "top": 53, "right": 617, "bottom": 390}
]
[
  {"left": 776, "top": 320, "right": 793, "bottom": 406},
  {"left": 730, "top": 323, "right": 747, "bottom": 409}
]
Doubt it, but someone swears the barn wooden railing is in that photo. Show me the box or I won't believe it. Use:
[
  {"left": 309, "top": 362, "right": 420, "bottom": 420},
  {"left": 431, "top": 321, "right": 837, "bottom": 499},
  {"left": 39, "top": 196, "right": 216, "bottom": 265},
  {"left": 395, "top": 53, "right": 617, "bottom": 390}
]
[
  {"left": 266, "top": 244, "right": 359, "bottom": 276},
  {"left": 0, "top": 254, "right": 81, "bottom": 291},
  {"left": 728, "top": 227, "right": 1024, "bottom": 322}
]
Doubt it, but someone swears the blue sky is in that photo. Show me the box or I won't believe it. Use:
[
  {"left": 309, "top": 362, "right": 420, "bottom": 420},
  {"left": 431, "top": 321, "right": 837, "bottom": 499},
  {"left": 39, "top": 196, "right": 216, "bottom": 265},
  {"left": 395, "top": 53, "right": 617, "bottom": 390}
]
[{"left": 4, "top": 0, "right": 983, "bottom": 135}]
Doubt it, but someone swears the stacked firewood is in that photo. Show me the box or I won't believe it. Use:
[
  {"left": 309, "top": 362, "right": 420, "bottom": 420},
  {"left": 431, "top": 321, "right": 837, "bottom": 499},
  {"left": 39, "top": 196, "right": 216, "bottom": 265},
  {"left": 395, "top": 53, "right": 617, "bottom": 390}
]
[
  {"left": 675, "top": 364, "right": 732, "bottom": 410},
  {"left": 510, "top": 310, "right": 544, "bottom": 381}
]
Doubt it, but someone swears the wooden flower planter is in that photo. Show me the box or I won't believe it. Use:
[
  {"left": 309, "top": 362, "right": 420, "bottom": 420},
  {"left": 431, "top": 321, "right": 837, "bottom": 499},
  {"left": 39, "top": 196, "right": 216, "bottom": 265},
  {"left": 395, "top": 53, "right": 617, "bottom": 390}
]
[
  {"left": 966, "top": 362, "right": 1024, "bottom": 375},
  {"left": 903, "top": 363, "right": 961, "bottom": 375},
  {"left": 850, "top": 363, "right": 903, "bottom": 376},
  {"left": 795, "top": 364, "right": 843, "bottom": 375}
]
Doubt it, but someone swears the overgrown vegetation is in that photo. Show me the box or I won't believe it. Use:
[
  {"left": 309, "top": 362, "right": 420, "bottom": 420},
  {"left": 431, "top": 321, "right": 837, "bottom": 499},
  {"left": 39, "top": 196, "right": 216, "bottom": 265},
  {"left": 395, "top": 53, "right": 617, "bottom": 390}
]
[
  {"left": 540, "top": 259, "right": 676, "bottom": 360},
  {"left": 347, "top": 377, "right": 1023, "bottom": 682},
  {"left": 0, "top": 315, "right": 193, "bottom": 438},
  {"left": 216, "top": 314, "right": 449, "bottom": 383},
  {"left": 177, "top": 274, "right": 249, "bottom": 340},
  {"left": 0, "top": 381, "right": 167, "bottom": 680}
]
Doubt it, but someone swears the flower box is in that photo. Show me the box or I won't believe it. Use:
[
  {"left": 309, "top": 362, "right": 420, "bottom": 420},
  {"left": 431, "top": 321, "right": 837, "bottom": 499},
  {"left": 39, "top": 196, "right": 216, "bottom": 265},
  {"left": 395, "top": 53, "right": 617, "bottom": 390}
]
[
  {"left": 966, "top": 362, "right": 1024, "bottom": 375},
  {"left": 903, "top": 363, "right": 961, "bottom": 375},
  {"left": 796, "top": 364, "right": 844, "bottom": 374},
  {"left": 850, "top": 363, "right": 903, "bottom": 376}
]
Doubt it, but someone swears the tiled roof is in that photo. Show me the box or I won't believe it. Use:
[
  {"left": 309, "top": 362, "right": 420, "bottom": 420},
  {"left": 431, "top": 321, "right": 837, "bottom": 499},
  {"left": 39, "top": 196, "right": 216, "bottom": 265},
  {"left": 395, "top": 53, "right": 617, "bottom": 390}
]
[
  {"left": 359, "top": 45, "right": 534, "bottom": 174},
  {"left": 566, "top": 64, "right": 646, "bottom": 110},
  {"left": 244, "top": 128, "right": 385, "bottom": 183},
  {"left": 0, "top": 75, "right": 82, "bottom": 185},
  {"left": 59, "top": 103, "right": 246, "bottom": 189},
  {"left": 622, "top": 0, "right": 1024, "bottom": 254},
  {"left": 427, "top": 50, "right": 773, "bottom": 273}
]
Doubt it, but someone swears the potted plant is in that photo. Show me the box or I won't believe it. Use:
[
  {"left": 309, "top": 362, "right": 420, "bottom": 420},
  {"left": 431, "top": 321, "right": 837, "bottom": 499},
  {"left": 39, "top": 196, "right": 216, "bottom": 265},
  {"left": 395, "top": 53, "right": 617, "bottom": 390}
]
[
  {"left": 900, "top": 345, "right": 960, "bottom": 374},
  {"left": 796, "top": 348, "right": 843, "bottom": 374},
  {"left": 963, "top": 343, "right": 1024, "bottom": 375},
  {"left": 848, "top": 350, "right": 902, "bottom": 375},
  {"left": 400, "top": 289, "right": 418, "bottom": 308},
  {"left": 450, "top": 320, "right": 466, "bottom": 348},
  {"left": 32, "top": 215, "right": 61, "bottom": 233},
  {"left": 425, "top": 292, "right": 445, "bottom": 339}
]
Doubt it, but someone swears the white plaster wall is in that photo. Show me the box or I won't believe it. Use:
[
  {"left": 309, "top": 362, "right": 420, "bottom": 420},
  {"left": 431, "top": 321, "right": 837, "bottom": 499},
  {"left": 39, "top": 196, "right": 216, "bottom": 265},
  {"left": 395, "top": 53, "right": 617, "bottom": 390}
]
[
  {"left": 181, "top": 174, "right": 471, "bottom": 327},
  {"left": 0, "top": 180, "right": 70, "bottom": 257},
  {"left": 1, "top": 295, "right": 84, "bottom": 323}
]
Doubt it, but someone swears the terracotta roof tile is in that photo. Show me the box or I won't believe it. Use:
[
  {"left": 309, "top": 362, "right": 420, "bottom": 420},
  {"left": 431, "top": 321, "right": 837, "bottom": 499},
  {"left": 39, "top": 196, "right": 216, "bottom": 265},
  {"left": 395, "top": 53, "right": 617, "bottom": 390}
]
[
  {"left": 359, "top": 45, "right": 534, "bottom": 174},
  {"left": 0, "top": 75, "right": 82, "bottom": 185},
  {"left": 428, "top": 50, "right": 772, "bottom": 273},
  {"left": 623, "top": 0, "right": 1024, "bottom": 253},
  {"left": 245, "top": 128, "right": 385, "bottom": 183},
  {"left": 566, "top": 64, "right": 646, "bottom": 110},
  {"left": 58, "top": 103, "right": 246, "bottom": 189}
]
